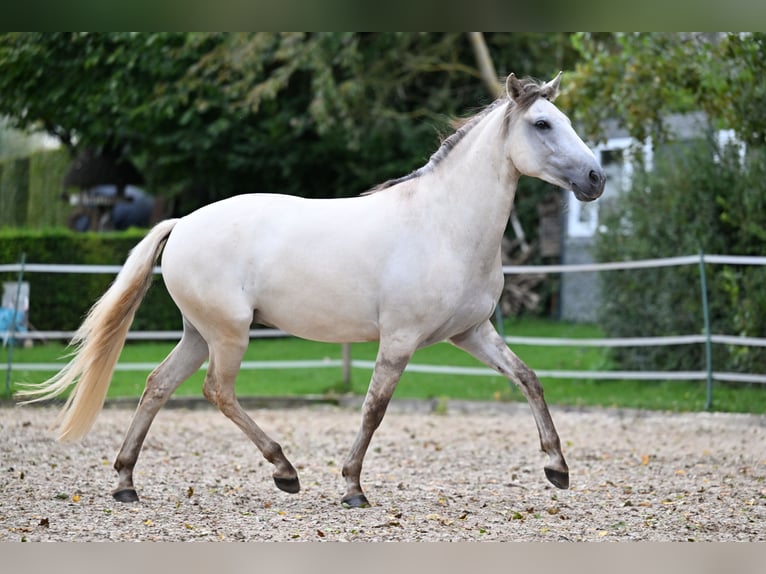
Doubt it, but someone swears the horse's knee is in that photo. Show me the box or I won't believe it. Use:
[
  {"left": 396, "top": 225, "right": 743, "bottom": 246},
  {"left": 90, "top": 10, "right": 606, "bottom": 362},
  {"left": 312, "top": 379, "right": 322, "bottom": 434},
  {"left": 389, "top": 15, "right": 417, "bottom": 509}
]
[{"left": 139, "top": 374, "right": 169, "bottom": 405}]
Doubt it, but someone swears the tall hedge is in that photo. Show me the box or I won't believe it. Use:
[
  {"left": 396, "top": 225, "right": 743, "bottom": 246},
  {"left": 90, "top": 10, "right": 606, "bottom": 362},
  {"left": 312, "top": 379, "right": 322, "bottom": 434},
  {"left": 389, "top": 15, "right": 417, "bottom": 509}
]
[
  {"left": 27, "top": 147, "right": 71, "bottom": 228},
  {"left": 595, "top": 138, "right": 766, "bottom": 375},
  {"left": 0, "top": 148, "right": 71, "bottom": 229},
  {"left": 0, "top": 228, "right": 180, "bottom": 332},
  {"left": 0, "top": 156, "right": 29, "bottom": 227}
]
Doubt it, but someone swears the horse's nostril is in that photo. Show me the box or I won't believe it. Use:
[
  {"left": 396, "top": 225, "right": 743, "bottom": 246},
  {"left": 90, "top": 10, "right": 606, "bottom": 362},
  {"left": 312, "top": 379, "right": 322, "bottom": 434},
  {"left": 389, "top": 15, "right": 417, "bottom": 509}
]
[{"left": 589, "top": 170, "right": 602, "bottom": 185}]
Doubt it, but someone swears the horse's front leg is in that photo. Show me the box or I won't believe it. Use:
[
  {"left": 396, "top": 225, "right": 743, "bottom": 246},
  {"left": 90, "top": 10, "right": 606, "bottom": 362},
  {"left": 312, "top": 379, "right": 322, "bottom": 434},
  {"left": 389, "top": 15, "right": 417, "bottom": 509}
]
[
  {"left": 341, "top": 343, "right": 413, "bottom": 508},
  {"left": 450, "top": 320, "right": 569, "bottom": 489}
]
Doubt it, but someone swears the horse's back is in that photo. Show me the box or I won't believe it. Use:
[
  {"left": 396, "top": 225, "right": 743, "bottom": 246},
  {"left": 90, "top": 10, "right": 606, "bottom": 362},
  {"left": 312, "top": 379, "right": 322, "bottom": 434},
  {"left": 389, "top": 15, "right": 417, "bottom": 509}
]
[
  {"left": 160, "top": 193, "right": 397, "bottom": 342},
  {"left": 160, "top": 190, "right": 501, "bottom": 345}
]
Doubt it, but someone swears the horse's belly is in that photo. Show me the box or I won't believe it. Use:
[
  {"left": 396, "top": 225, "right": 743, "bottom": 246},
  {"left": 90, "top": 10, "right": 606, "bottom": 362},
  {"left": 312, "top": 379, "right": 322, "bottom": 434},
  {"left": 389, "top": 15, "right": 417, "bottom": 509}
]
[
  {"left": 250, "top": 263, "right": 382, "bottom": 343},
  {"left": 254, "top": 295, "right": 381, "bottom": 343}
]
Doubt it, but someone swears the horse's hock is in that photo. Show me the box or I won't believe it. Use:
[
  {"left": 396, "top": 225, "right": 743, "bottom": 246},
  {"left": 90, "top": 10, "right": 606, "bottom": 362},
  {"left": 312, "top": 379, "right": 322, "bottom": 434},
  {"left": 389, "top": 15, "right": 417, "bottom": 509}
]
[{"left": 2, "top": 402, "right": 764, "bottom": 542}]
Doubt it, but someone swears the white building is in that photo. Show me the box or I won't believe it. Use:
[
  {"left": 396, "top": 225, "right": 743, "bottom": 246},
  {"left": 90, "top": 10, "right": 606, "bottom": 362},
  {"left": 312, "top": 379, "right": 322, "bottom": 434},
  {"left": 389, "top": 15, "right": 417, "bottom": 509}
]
[{"left": 559, "top": 112, "right": 740, "bottom": 322}]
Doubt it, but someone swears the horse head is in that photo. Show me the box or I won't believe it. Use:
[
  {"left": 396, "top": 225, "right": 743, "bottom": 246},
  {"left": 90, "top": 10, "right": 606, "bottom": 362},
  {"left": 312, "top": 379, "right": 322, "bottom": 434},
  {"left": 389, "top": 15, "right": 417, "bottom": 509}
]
[{"left": 504, "top": 72, "right": 605, "bottom": 202}]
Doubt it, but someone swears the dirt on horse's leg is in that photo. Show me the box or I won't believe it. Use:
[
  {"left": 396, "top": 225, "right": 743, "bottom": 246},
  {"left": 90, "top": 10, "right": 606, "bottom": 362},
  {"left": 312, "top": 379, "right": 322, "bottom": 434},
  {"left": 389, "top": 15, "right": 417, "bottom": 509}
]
[
  {"left": 341, "top": 342, "right": 413, "bottom": 508},
  {"left": 202, "top": 335, "right": 300, "bottom": 495},
  {"left": 451, "top": 320, "right": 569, "bottom": 489},
  {"left": 113, "top": 324, "right": 208, "bottom": 502}
]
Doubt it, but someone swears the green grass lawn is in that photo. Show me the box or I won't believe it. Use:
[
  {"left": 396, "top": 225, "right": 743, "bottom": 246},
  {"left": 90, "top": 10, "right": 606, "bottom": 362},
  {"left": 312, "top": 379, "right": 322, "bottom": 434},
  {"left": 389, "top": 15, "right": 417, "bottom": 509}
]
[{"left": 3, "top": 318, "right": 764, "bottom": 413}]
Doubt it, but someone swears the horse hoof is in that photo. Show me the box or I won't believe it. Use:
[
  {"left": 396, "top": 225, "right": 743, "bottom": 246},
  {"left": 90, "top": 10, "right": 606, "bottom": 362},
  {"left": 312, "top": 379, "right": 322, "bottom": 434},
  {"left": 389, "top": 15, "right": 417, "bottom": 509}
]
[
  {"left": 544, "top": 467, "right": 570, "bottom": 490},
  {"left": 341, "top": 493, "right": 370, "bottom": 508},
  {"left": 113, "top": 488, "right": 140, "bottom": 503},
  {"left": 274, "top": 476, "right": 300, "bottom": 494}
]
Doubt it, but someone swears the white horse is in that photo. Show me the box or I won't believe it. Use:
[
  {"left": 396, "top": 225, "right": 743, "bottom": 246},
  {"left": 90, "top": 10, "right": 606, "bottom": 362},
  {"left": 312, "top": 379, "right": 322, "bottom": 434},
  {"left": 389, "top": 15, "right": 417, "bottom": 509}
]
[{"left": 19, "top": 73, "right": 604, "bottom": 508}]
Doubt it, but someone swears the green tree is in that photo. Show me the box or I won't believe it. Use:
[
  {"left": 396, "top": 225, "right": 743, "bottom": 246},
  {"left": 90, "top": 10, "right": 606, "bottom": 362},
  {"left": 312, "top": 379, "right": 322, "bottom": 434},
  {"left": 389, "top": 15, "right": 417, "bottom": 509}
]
[
  {"left": 0, "top": 32, "right": 579, "bottom": 214},
  {"left": 596, "top": 140, "right": 766, "bottom": 374},
  {"left": 713, "top": 33, "right": 766, "bottom": 147},
  {"left": 565, "top": 32, "right": 766, "bottom": 148}
]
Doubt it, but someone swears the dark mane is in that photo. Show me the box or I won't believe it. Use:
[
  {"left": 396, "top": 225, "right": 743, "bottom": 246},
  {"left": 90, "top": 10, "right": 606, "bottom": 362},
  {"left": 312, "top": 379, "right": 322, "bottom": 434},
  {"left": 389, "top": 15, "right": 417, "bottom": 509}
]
[
  {"left": 364, "top": 99, "right": 507, "bottom": 194},
  {"left": 364, "top": 77, "right": 547, "bottom": 195}
]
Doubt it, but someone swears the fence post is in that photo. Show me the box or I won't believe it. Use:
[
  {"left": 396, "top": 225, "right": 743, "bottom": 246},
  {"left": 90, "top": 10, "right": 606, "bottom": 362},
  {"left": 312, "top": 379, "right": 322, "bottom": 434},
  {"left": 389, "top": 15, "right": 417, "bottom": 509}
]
[
  {"left": 4, "top": 252, "right": 26, "bottom": 396},
  {"left": 341, "top": 342, "right": 352, "bottom": 392},
  {"left": 698, "top": 250, "right": 713, "bottom": 410},
  {"left": 494, "top": 304, "right": 505, "bottom": 340}
]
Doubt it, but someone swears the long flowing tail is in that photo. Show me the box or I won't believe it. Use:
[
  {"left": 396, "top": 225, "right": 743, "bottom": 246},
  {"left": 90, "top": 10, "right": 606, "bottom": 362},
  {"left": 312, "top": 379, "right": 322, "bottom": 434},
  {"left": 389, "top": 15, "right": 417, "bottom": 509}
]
[{"left": 16, "top": 218, "right": 180, "bottom": 442}]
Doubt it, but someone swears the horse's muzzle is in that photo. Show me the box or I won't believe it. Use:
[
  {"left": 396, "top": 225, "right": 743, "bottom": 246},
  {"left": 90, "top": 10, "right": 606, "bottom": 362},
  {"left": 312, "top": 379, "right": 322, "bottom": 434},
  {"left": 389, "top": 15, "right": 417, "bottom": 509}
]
[{"left": 571, "top": 168, "right": 606, "bottom": 202}]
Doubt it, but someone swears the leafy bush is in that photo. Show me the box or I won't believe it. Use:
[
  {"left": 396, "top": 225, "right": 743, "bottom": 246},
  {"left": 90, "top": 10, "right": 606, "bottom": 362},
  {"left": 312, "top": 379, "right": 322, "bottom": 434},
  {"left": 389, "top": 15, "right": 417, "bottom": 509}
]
[
  {"left": 0, "top": 228, "right": 180, "bottom": 332},
  {"left": 0, "top": 148, "right": 70, "bottom": 229},
  {"left": 595, "top": 137, "right": 766, "bottom": 374},
  {"left": 27, "top": 148, "right": 70, "bottom": 227},
  {"left": 0, "top": 156, "right": 29, "bottom": 227}
]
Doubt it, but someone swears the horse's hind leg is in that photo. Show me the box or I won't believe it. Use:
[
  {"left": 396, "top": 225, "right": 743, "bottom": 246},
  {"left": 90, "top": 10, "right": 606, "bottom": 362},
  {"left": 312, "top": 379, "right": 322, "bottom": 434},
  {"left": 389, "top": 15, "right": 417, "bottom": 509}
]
[
  {"left": 450, "top": 320, "right": 569, "bottom": 489},
  {"left": 202, "top": 333, "right": 300, "bottom": 495},
  {"left": 113, "top": 320, "right": 209, "bottom": 502}
]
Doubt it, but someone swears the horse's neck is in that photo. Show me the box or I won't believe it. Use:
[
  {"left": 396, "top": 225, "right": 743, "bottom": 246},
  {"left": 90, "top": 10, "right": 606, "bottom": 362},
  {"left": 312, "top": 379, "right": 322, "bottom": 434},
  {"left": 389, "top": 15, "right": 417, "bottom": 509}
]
[{"left": 419, "top": 104, "right": 519, "bottom": 252}]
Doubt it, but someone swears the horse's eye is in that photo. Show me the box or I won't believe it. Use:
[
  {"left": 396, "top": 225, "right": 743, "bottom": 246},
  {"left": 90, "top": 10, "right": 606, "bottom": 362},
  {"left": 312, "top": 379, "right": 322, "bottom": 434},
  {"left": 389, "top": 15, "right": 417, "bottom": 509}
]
[{"left": 535, "top": 120, "right": 551, "bottom": 130}]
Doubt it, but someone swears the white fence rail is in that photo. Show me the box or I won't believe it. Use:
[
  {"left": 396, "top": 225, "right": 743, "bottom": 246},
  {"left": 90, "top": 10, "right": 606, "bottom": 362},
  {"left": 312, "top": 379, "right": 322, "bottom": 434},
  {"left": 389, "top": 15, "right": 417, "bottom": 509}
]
[
  {"left": 502, "top": 253, "right": 766, "bottom": 274},
  {"left": 3, "top": 253, "right": 766, "bottom": 408},
  {"left": 500, "top": 253, "right": 766, "bottom": 396}
]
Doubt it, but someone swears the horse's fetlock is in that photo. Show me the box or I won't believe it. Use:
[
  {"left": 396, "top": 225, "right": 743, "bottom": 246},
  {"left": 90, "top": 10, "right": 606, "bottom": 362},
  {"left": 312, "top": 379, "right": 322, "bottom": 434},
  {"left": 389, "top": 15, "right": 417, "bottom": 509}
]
[
  {"left": 262, "top": 441, "right": 284, "bottom": 463},
  {"left": 113, "top": 458, "right": 134, "bottom": 473},
  {"left": 341, "top": 462, "right": 360, "bottom": 480}
]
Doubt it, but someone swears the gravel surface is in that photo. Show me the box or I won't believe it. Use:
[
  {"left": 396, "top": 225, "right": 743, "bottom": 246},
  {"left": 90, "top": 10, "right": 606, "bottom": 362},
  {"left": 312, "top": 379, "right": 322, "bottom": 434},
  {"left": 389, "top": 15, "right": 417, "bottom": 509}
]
[{"left": 2, "top": 400, "right": 765, "bottom": 542}]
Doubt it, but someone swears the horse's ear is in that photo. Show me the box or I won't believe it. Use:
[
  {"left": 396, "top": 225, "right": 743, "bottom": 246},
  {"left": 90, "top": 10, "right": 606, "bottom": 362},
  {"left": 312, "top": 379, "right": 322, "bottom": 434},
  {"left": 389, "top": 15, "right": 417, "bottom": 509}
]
[
  {"left": 541, "top": 71, "right": 562, "bottom": 102},
  {"left": 505, "top": 73, "right": 523, "bottom": 101}
]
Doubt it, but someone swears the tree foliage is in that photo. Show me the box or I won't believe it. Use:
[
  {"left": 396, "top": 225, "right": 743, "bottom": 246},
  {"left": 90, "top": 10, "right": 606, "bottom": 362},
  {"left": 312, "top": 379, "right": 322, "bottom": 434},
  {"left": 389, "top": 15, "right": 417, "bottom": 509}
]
[
  {"left": 714, "top": 33, "right": 766, "bottom": 147},
  {"left": 565, "top": 33, "right": 766, "bottom": 148},
  {"left": 571, "top": 33, "right": 766, "bottom": 374},
  {"left": 0, "top": 32, "right": 579, "bottom": 214},
  {"left": 595, "top": 141, "right": 766, "bottom": 374}
]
